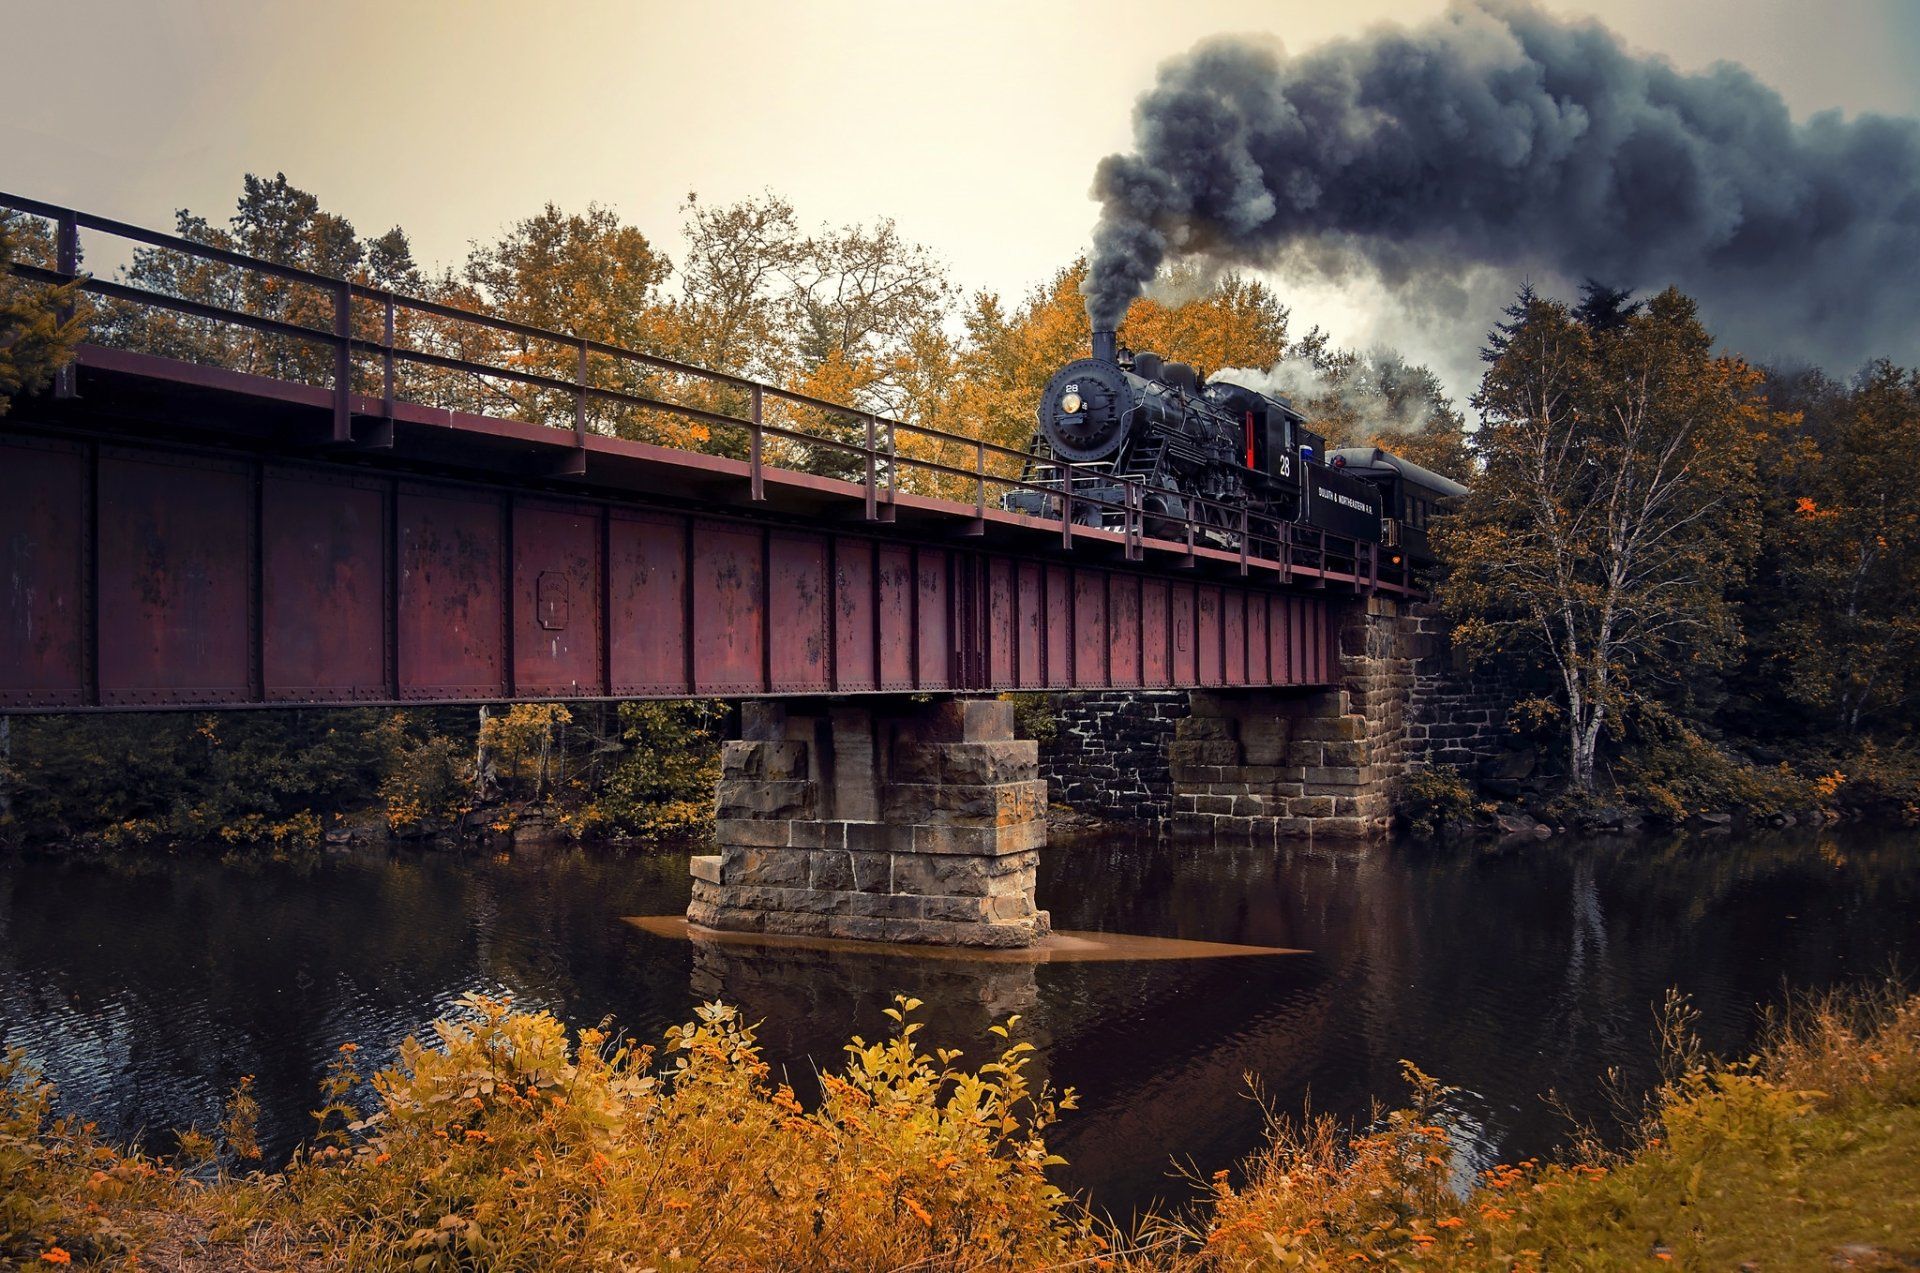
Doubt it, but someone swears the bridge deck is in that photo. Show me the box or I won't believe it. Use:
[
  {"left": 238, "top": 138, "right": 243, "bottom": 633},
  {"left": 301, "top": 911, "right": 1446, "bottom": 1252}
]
[
  {"left": 1, "top": 193, "right": 1414, "bottom": 711},
  {"left": 1, "top": 350, "right": 1379, "bottom": 710}
]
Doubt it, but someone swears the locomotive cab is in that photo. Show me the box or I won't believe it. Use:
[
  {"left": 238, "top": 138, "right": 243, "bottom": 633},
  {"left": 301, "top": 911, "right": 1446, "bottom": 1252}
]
[{"left": 1205, "top": 381, "right": 1311, "bottom": 489}]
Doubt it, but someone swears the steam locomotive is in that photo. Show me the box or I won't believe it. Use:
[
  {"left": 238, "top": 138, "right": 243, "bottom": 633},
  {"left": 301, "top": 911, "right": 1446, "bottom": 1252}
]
[{"left": 1003, "top": 329, "right": 1466, "bottom": 569}]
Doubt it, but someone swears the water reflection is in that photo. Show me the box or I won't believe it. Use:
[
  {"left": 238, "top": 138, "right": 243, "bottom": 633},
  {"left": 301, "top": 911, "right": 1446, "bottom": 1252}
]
[
  {"left": 689, "top": 932, "right": 1045, "bottom": 1071},
  {"left": 0, "top": 828, "right": 1915, "bottom": 1220}
]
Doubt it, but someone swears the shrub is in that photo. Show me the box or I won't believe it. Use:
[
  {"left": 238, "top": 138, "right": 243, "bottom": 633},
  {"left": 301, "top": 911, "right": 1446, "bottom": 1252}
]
[
  {"left": 477, "top": 703, "right": 572, "bottom": 801},
  {"left": 4, "top": 988, "right": 1920, "bottom": 1269},
  {"left": 1822, "top": 738, "right": 1920, "bottom": 822},
  {"left": 1165, "top": 985, "right": 1920, "bottom": 1270},
  {"left": 0, "top": 1049, "right": 174, "bottom": 1266},
  {"left": 252, "top": 994, "right": 1098, "bottom": 1269},
  {"left": 375, "top": 713, "right": 474, "bottom": 835},
  {"left": 575, "top": 700, "right": 727, "bottom": 840},
  {"left": 1393, "top": 764, "right": 1481, "bottom": 838},
  {"left": 1003, "top": 693, "right": 1058, "bottom": 745},
  {"left": 4, "top": 710, "right": 390, "bottom": 851},
  {"left": 1615, "top": 701, "right": 1816, "bottom": 821}
]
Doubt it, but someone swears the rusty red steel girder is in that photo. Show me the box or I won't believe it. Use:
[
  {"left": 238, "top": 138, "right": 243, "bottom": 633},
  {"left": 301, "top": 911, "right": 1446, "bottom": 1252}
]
[
  {"left": 1, "top": 419, "right": 1338, "bottom": 709},
  {"left": 0, "top": 193, "right": 1405, "bottom": 711}
]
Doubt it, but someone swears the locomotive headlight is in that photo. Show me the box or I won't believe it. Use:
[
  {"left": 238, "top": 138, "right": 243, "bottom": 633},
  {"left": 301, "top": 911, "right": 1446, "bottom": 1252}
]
[{"left": 1060, "top": 391, "right": 1083, "bottom": 414}]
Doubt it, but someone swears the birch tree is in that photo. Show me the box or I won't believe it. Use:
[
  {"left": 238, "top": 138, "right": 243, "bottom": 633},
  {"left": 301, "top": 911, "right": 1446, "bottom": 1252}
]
[{"left": 1440, "top": 286, "right": 1768, "bottom": 790}]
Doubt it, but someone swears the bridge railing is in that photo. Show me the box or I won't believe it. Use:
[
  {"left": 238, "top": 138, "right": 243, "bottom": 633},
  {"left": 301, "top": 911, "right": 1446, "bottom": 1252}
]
[{"left": 0, "top": 193, "right": 1399, "bottom": 591}]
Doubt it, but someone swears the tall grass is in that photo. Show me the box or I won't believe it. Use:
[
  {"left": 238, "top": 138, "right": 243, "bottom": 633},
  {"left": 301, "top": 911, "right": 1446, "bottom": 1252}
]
[{"left": 3, "top": 984, "right": 1917, "bottom": 1269}]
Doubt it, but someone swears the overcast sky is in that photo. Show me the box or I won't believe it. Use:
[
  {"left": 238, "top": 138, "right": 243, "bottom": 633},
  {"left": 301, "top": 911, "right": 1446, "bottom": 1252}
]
[{"left": 6, "top": 0, "right": 1918, "bottom": 392}]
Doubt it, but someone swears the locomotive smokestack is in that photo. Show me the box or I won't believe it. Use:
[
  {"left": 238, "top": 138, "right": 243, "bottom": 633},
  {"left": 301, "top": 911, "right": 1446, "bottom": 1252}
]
[{"left": 1092, "top": 329, "right": 1117, "bottom": 363}]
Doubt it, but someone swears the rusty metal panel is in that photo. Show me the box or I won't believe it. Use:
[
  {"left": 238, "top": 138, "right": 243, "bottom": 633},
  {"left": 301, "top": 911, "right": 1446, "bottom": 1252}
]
[
  {"left": 1289, "top": 596, "right": 1307, "bottom": 684},
  {"left": 513, "top": 500, "right": 602, "bottom": 697},
  {"left": 1072, "top": 571, "right": 1108, "bottom": 688},
  {"left": 768, "top": 533, "right": 830, "bottom": 692},
  {"left": 832, "top": 537, "right": 876, "bottom": 692},
  {"left": 1224, "top": 589, "right": 1248, "bottom": 686},
  {"left": 1016, "top": 561, "right": 1043, "bottom": 689},
  {"left": 1247, "top": 591, "right": 1269, "bottom": 684},
  {"left": 262, "top": 469, "right": 386, "bottom": 702},
  {"left": 1142, "top": 578, "right": 1171, "bottom": 687},
  {"left": 1109, "top": 573, "right": 1141, "bottom": 687},
  {"left": 1313, "top": 599, "right": 1332, "bottom": 683},
  {"left": 876, "top": 544, "right": 914, "bottom": 690},
  {"left": 397, "top": 486, "right": 505, "bottom": 701},
  {"left": 1171, "top": 581, "right": 1197, "bottom": 686},
  {"left": 609, "top": 510, "right": 688, "bottom": 696},
  {"left": 987, "top": 557, "right": 1016, "bottom": 687},
  {"left": 1196, "top": 586, "right": 1223, "bottom": 687},
  {"left": 691, "top": 520, "right": 765, "bottom": 695},
  {"left": 1273, "top": 595, "right": 1291, "bottom": 684},
  {"left": 1306, "top": 599, "right": 1321, "bottom": 683},
  {"left": 98, "top": 451, "right": 252, "bottom": 706},
  {"left": 1279, "top": 595, "right": 1299, "bottom": 684},
  {"left": 915, "top": 548, "right": 950, "bottom": 690},
  {"left": 1, "top": 438, "right": 88, "bottom": 708},
  {"left": 1044, "top": 566, "right": 1072, "bottom": 687}
]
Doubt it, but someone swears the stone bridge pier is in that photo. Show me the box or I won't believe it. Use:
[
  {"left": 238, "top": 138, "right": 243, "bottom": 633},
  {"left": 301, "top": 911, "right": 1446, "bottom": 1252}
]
[{"left": 687, "top": 698, "right": 1050, "bottom": 948}]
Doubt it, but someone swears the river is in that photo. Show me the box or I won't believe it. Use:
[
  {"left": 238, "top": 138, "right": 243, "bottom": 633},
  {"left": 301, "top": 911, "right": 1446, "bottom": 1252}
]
[{"left": 2, "top": 827, "right": 1916, "bottom": 1219}]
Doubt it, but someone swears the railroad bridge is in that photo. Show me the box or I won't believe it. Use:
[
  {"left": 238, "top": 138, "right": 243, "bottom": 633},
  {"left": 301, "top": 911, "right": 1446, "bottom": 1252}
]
[{"left": 2, "top": 195, "right": 1443, "bottom": 947}]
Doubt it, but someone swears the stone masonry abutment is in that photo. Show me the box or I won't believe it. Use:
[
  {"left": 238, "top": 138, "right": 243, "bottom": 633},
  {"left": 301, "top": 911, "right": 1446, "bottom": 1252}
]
[
  {"left": 687, "top": 698, "right": 1050, "bottom": 948},
  {"left": 1045, "top": 596, "right": 1520, "bottom": 835}
]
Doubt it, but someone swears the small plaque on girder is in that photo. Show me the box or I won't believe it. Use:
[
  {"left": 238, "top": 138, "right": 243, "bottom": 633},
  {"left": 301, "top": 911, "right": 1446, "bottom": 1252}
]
[{"left": 536, "top": 571, "right": 570, "bottom": 630}]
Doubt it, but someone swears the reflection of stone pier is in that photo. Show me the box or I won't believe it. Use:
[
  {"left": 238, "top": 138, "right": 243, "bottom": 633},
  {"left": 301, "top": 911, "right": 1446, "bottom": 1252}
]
[
  {"left": 688, "top": 934, "right": 1042, "bottom": 1054},
  {"left": 687, "top": 698, "right": 1050, "bottom": 947}
]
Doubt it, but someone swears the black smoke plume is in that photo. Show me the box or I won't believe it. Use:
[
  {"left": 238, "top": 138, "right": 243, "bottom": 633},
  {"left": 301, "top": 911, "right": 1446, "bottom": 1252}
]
[{"left": 1085, "top": 1, "right": 1920, "bottom": 369}]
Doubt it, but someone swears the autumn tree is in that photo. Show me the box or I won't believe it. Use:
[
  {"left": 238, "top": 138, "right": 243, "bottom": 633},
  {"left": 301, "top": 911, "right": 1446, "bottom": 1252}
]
[
  {"left": 105, "top": 173, "right": 421, "bottom": 384},
  {"left": 663, "top": 192, "right": 953, "bottom": 477},
  {"left": 1765, "top": 362, "right": 1920, "bottom": 733},
  {"left": 459, "top": 203, "right": 693, "bottom": 441},
  {"left": 0, "top": 211, "right": 82, "bottom": 415},
  {"left": 1440, "top": 286, "right": 1770, "bottom": 791}
]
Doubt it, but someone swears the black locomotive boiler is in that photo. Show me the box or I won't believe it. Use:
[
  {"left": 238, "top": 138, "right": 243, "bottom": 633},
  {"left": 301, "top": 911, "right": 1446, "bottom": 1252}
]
[{"left": 1004, "top": 329, "right": 1457, "bottom": 569}]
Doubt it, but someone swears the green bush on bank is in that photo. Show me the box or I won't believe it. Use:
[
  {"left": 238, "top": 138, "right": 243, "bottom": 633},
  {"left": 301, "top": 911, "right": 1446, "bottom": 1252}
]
[
  {"left": 0, "top": 701, "right": 730, "bottom": 853},
  {"left": 1392, "top": 764, "right": 1491, "bottom": 838}
]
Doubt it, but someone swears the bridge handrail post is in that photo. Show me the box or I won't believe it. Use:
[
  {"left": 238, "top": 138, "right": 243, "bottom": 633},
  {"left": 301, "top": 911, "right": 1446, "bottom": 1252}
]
[
  {"left": 886, "top": 418, "right": 898, "bottom": 511},
  {"left": 53, "top": 211, "right": 78, "bottom": 398},
  {"left": 381, "top": 296, "right": 397, "bottom": 417},
  {"left": 974, "top": 436, "right": 985, "bottom": 519},
  {"left": 1239, "top": 503, "right": 1250, "bottom": 575},
  {"left": 332, "top": 281, "right": 352, "bottom": 443},
  {"left": 1060, "top": 470, "right": 1073, "bottom": 549},
  {"left": 749, "top": 385, "right": 766, "bottom": 502},
  {"left": 863, "top": 414, "right": 878, "bottom": 521},
  {"left": 573, "top": 337, "right": 589, "bottom": 446}
]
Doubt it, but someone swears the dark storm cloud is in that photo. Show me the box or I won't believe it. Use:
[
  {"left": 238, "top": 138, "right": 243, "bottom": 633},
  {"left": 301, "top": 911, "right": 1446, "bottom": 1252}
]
[{"left": 1085, "top": 0, "right": 1920, "bottom": 367}]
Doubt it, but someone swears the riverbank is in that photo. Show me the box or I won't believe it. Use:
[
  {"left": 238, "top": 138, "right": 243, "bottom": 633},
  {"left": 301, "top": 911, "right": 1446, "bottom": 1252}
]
[
  {"left": 5, "top": 827, "right": 1916, "bottom": 1225},
  {"left": 6, "top": 985, "right": 1917, "bottom": 1269}
]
